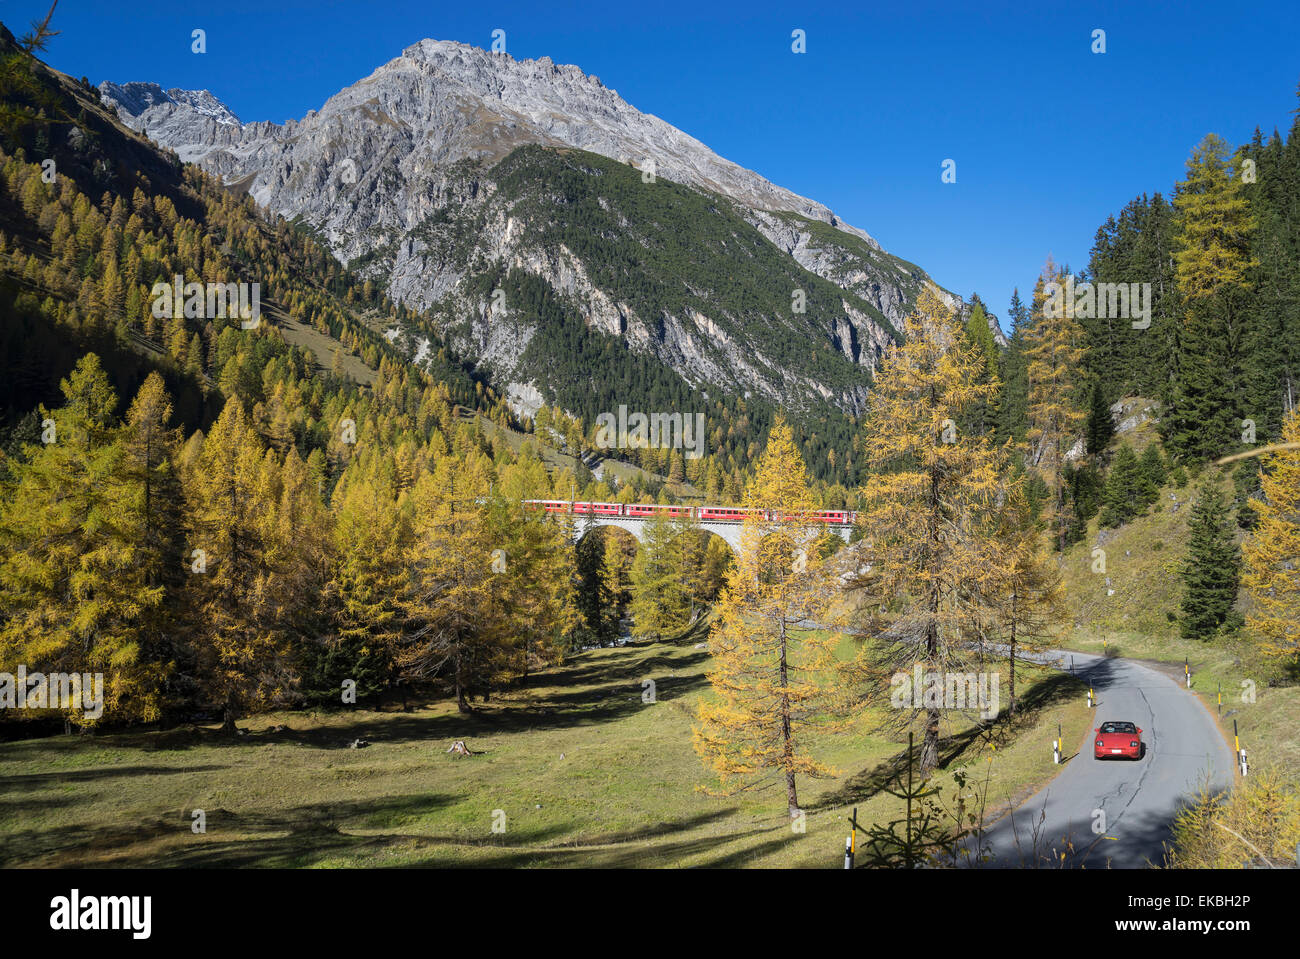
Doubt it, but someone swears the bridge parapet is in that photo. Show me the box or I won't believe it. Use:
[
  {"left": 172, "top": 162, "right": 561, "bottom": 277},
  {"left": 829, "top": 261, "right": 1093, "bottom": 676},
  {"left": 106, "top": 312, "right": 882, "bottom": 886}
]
[{"left": 569, "top": 514, "right": 851, "bottom": 554}]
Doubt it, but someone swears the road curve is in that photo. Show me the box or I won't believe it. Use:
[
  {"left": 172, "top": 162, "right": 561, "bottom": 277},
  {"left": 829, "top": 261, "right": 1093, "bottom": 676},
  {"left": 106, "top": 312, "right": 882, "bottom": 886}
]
[{"left": 977, "top": 650, "right": 1235, "bottom": 868}]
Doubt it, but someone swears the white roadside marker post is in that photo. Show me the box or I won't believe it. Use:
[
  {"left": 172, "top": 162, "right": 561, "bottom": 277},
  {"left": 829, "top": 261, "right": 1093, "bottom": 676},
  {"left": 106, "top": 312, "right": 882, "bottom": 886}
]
[{"left": 843, "top": 807, "right": 858, "bottom": 869}]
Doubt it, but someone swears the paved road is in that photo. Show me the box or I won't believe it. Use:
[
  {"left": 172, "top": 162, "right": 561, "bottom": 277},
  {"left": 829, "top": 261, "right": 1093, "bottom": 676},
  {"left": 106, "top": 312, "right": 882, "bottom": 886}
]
[{"left": 976, "top": 650, "right": 1235, "bottom": 868}]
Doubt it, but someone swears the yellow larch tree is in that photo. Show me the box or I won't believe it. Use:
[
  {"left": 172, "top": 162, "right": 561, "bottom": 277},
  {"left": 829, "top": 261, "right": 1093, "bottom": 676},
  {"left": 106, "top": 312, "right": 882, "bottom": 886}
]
[
  {"left": 183, "top": 399, "right": 291, "bottom": 732},
  {"left": 327, "top": 452, "right": 411, "bottom": 697},
  {"left": 694, "top": 417, "right": 854, "bottom": 818},
  {"left": 490, "top": 494, "right": 580, "bottom": 678},
  {"left": 987, "top": 483, "right": 1062, "bottom": 716},
  {"left": 0, "top": 356, "right": 170, "bottom": 726},
  {"left": 399, "top": 450, "right": 512, "bottom": 712},
  {"left": 856, "top": 286, "right": 1011, "bottom": 775},
  {"left": 1025, "top": 258, "right": 1087, "bottom": 553},
  {"left": 1242, "top": 408, "right": 1300, "bottom": 665}
]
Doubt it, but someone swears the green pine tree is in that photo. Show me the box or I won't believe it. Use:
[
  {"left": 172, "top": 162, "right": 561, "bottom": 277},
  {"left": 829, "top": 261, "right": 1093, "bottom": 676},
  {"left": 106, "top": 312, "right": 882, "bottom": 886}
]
[
  {"left": 1099, "top": 443, "right": 1146, "bottom": 527},
  {"left": 1232, "top": 459, "right": 1260, "bottom": 530},
  {"left": 996, "top": 289, "right": 1031, "bottom": 442},
  {"left": 1137, "top": 444, "right": 1167, "bottom": 503},
  {"left": 1179, "top": 481, "right": 1240, "bottom": 640},
  {"left": 1085, "top": 382, "right": 1115, "bottom": 457},
  {"left": 1162, "top": 135, "right": 1258, "bottom": 462}
]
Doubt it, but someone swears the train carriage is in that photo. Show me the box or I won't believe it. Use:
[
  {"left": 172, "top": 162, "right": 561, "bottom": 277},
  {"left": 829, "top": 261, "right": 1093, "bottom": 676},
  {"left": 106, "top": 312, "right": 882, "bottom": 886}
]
[{"left": 522, "top": 501, "right": 857, "bottom": 525}]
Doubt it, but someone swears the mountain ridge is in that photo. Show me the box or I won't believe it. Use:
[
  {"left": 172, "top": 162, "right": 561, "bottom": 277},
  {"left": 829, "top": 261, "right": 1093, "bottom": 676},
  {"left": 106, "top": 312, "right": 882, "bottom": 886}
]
[{"left": 96, "top": 38, "right": 1001, "bottom": 422}]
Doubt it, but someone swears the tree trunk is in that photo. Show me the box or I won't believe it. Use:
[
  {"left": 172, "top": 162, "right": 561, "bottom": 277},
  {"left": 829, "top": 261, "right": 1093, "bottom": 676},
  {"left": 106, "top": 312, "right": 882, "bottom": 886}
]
[
  {"left": 1008, "top": 639, "right": 1017, "bottom": 717},
  {"left": 921, "top": 469, "right": 942, "bottom": 775},
  {"left": 222, "top": 699, "right": 237, "bottom": 735},
  {"left": 1008, "top": 586, "right": 1018, "bottom": 716},
  {"left": 455, "top": 654, "right": 471, "bottom": 714},
  {"left": 921, "top": 625, "right": 940, "bottom": 774},
  {"left": 779, "top": 616, "right": 798, "bottom": 816},
  {"left": 921, "top": 707, "right": 940, "bottom": 775}
]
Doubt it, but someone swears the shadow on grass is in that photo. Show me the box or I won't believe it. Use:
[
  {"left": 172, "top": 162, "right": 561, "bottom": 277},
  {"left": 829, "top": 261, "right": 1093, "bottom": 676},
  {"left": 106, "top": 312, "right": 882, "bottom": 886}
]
[
  {"left": 0, "top": 763, "right": 228, "bottom": 790},
  {"left": 0, "top": 793, "right": 463, "bottom": 868},
  {"left": 380, "top": 806, "right": 795, "bottom": 869},
  {"left": 535, "top": 645, "right": 709, "bottom": 693},
  {"left": 28, "top": 642, "right": 714, "bottom": 759},
  {"left": 0, "top": 638, "right": 742, "bottom": 867},
  {"left": 3, "top": 793, "right": 797, "bottom": 869},
  {"left": 0, "top": 634, "right": 717, "bottom": 761},
  {"left": 812, "top": 668, "right": 1085, "bottom": 811}
]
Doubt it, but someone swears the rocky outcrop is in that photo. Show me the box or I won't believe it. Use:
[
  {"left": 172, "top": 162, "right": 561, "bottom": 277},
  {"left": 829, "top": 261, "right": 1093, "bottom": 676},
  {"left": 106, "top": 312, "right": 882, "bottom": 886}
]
[{"left": 99, "top": 39, "right": 985, "bottom": 416}]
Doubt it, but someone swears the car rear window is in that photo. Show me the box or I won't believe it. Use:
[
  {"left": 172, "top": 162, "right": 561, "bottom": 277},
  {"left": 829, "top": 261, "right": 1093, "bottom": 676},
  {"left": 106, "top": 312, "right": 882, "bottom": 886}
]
[{"left": 1100, "top": 722, "right": 1136, "bottom": 734}]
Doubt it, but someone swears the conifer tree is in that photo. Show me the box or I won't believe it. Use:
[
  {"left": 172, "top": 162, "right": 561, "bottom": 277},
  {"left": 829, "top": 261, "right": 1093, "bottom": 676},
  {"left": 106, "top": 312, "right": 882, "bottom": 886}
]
[
  {"left": 0, "top": 354, "right": 166, "bottom": 725},
  {"left": 1085, "top": 382, "right": 1114, "bottom": 457},
  {"left": 1179, "top": 481, "right": 1240, "bottom": 640},
  {"left": 670, "top": 524, "right": 712, "bottom": 623},
  {"left": 183, "top": 399, "right": 288, "bottom": 730},
  {"left": 629, "top": 512, "right": 689, "bottom": 640},
  {"left": 320, "top": 455, "right": 410, "bottom": 700},
  {"left": 856, "top": 287, "right": 1009, "bottom": 774},
  {"left": 1232, "top": 459, "right": 1260, "bottom": 530},
  {"left": 1138, "top": 443, "right": 1167, "bottom": 493},
  {"left": 1099, "top": 443, "right": 1150, "bottom": 528},
  {"left": 1163, "top": 135, "right": 1258, "bottom": 462},
  {"left": 694, "top": 417, "right": 853, "bottom": 816},
  {"left": 263, "top": 445, "right": 332, "bottom": 657},
  {"left": 961, "top": 298, "right": 1001, "bottom": 437},
  {"left": 699, "top": 535, "right": 733, "bottom": 606},
  {"left": 1239, "top": 118, "right": 1299, "bottom": 437},
  {"left": 1025, "top": 259, "right": 1087, "bottom": 552},
  {"left": 1083, "top": 192, "right": 1179, "bottom": 398},
  {"left": 399, "top": 454, "right": 509, "bottom": 711},
  {"left": 493, "top": 498, "right": 578, "bottom": 674},
  {"left": 119, "top": 372, "right": 184, "bottom": 701},
  {"left": 989, "top": 486, "right": 1061, "bottom": 716},
  {"left": 1241, "top": 410, "right": 1300, "bottom": 665},
  {"left": 995, "top": 289, "right": 1031, "bottom": 442},
  {"left": 573, "top": 527, "right": 608, "bottom": 643},
  {"left": 600, "top": 529, "right": 633, "bottom": 642}
]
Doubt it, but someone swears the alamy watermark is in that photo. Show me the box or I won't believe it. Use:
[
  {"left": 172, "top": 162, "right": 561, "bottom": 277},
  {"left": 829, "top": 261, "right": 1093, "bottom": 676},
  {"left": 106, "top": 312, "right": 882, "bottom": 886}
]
[
  {"left": 50, "top": 889, "right": 151, "bottom": 939},
  {"left": 890, "top": 667, "right": 1000, "bottom": 720},
  {"left": 0, "top": 667, "right": 104, "bottom": 719},
  {"left": 151, "top": 275, "right": 261, "bottom": 329},
  {"left": 1044, "top": 274, "right": 1152, "bottom": 329},
  {"left": 593, "top": 405, "right": 705, "bottom": 459}
]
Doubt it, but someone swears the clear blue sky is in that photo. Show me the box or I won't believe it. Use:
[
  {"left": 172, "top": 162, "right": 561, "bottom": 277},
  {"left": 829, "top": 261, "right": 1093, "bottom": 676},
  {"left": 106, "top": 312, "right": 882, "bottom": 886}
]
[{"left": 9, "top": 0, "right": 1299, "bottom": 330}]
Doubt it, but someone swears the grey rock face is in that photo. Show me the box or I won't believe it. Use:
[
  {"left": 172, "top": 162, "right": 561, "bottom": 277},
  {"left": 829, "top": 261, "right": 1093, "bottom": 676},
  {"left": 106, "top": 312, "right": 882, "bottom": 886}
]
[{"left": 99, "top": 40, "right": 983, "bottom": 414}]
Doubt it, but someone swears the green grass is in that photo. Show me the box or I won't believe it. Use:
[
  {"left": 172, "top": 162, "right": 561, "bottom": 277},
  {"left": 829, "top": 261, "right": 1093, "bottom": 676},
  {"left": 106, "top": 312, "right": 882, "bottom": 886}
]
[
  {"left": 269, "top": 299, "right": 378, "bottom": 387},
  {"left": 0, "top": 637, "right": 1090, "bottom": 868}
]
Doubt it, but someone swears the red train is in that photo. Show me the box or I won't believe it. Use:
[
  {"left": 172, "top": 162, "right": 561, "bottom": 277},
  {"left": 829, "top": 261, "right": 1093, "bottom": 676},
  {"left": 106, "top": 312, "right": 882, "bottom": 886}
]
[{"left": 524, "top": 500, "right": 856, "bottom": 525}]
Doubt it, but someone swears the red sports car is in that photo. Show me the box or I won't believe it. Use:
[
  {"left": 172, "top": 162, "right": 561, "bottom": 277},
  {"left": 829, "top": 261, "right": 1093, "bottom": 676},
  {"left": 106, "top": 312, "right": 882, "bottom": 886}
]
[{"left": 1094, "top": 721, "right": 1143, "bottom": 760}]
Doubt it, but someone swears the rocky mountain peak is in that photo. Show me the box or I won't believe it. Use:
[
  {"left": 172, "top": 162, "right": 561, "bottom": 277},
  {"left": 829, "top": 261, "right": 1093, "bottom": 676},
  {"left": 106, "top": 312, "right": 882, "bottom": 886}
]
[
  {"left": 99, "top": 81, "right": 240, "bottom": 126},
  {"left": 95, "top": 37, "right": 987, "bottom": 418}
]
